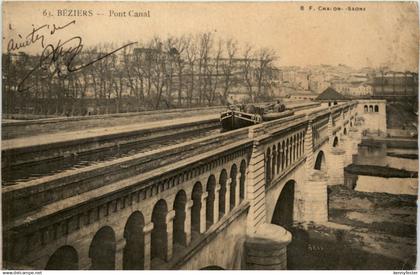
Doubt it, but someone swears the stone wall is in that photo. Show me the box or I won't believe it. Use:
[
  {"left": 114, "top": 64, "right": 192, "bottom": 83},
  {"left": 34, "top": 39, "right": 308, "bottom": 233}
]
[{"left": 356, "top": 100, "right": 387, "bottom": 134}]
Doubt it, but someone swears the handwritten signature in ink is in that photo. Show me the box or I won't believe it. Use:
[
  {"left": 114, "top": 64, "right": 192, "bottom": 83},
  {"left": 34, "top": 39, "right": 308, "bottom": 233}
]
[
  {"left": 7, "top": 20, "right": 76, "bottom": 52},
  {"left": 7, "top": 20, "right": 137, "bottom": 93}
]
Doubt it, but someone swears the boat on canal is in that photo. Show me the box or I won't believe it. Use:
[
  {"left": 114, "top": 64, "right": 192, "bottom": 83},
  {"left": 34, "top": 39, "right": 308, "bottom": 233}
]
[{"left": 220, "top": 101, "right": 294, "bottom": 131}]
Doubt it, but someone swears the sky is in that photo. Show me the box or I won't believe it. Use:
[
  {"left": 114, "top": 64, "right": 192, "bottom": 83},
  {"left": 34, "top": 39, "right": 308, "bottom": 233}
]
[{"left": 3, "top": 1, "right": 419, "bottom": 72}]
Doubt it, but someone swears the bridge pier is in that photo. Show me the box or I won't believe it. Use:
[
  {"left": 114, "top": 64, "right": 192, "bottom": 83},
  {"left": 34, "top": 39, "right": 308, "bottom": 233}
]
[
  {"left": 348, "top": 129, "right": 361, "bottom": 155},
  {"left": 166, "top": 210, "right": 176, "bottom": 261},
  {"left": 184, "top": 200, "right": 193, "bottom": 246},
  {"left": 293, "top": 119, "right": 330, "bottom": 224},
  {"left": 246, "top": 125, "right": 267, "bottom": 235},
  {"left": 143, "top": 222, "right": 154, "bottom": 270},
  {"left": 115, "top": 238, "right": 126, "bottom": 270},
  {"left": 304, "top": 119, "right": 314, "bottom": 173},
  {"left": 327, "top": 148, "right": 345, "bottom": 185},
  {"left": 327, "top": 113, "right": 334, "bottom": 147},
  {"left": 350, "top": 126, "right": 362, "bottom": 142},
  {"left": 214, "top": 184, "right": 221, "bottom": 223},
  {"left": 299, "top": 170, "right": 328, "bottom": 223},
  {"left": 79, "top": 243, "right": 92, "bottom": 270},
  {"left": 244, "top": 224, "right": 291, "bottom": 269},
  {"left": 236, "top": 175, "right": 241, "bottom": 207},
  {"left": 200, "top": 193, "right": 208, "bottom": 234},
  {"left": 226, "top": 179, "right": 232, "bottom": 216},
  {"left": 341, "top": 137, "right": 353, "bottom": 166}
]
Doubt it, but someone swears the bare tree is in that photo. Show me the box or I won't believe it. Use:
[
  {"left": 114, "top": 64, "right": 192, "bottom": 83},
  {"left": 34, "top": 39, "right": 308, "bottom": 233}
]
[
  {"left": 243, "top": 44, "right": 255, "bottom": 102},
  {"left": 205, "top": 38, "right": 222, "bottom": 105},
  {"left": 255, "top": 48, "right": 276, "bottom": 99},
  {"left": 221, "top": 39, "right": 238, "bottom": 104},
  {"left": 174, "top": 36, "right": 187, "bottom": 106},
  {"left": 2, "top": 32, "right": 279, "bottom": 115},
  {"left": 148, "top": 37, "right": 167, "bottom": 109},
  {"left": 197, "top": 32, "right": 213, "bottom": 105},
  {"left": 185, "top": 35, "right": 198, "bottom": 107},
  {"left": 163, "top": 36, "right": 179, "bottom": 108},
  {"left": 88, "top": 43, "right": 115, "bottom": 114},
  {"left": 123, "top": 44, "right": 143, "bottom": 112}
]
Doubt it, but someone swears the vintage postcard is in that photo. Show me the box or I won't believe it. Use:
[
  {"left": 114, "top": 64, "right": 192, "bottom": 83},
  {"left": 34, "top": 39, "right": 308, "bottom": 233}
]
[{"left": 1, "top": 1, "right": 419, "bottom": 271}]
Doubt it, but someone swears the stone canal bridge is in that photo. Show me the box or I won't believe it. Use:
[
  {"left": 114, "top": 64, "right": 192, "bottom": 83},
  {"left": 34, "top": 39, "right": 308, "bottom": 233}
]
[{"left": 3, "top": 100, "right": 379, "bottom": 270}]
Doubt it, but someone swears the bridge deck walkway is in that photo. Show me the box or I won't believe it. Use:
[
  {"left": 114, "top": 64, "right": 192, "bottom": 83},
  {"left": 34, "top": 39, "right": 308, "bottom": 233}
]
[
  {"left": 2, "top": 114, "right": 219, "bottom": 151},
  {"left": 294, "top": 105, "right": 327, "bottom": 116},
  {"left": 2, "top": 107, "right": 225, "bottom": 140}
]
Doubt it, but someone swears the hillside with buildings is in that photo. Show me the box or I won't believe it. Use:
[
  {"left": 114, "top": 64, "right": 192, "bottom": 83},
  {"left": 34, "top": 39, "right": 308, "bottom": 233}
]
[{"left": 276, "top": 65, "right": 418, "bottom": 100}]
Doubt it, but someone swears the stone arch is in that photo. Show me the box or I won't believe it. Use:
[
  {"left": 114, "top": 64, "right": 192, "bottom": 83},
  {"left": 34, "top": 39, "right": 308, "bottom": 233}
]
[
  {"left": 206, "top": 175, "right": 216, "bottom": 229},
  {"left": 333, "top": 136, "right": 339, "bottom": 147},
  {"left": 123, "top": 211, "right": 145, "bottom": 270},
  {"left": 369, "top": 105, "right": 373, "bottom": 112},
  {"left": 314, "top": 150, "right": 326, "bottom": 171},
  {"left": 191, "top": 182, "right": 203, "bottom": 240},
  {"left": 151, "top": 199, "right": 168, "bottom": 263},
  {"left": 239, "top": 160, "right": 246, "bottom": 201},
  {"left": 374, "top": 105, "right": 379, "bottom": 112},
  {"left": 230, "top": 164, "right": 238, "bottom": 210},
  {"left": 46, "top": 245, "right": 78, "bottom": 270},
  {"left": 271, "top": 180, "right": 295, "bottom": 229},
  {"left": 218, "top": 169, "right": 227, "bottom": 218},
  {"left": 364, "top": 105, "right": 368, "bottom": 112},
  {"left": 173, "top": 190, "right": 187, "bottom": 248},
  {"left": 89, "top": 226, "right": 116, "bottom": 270}
]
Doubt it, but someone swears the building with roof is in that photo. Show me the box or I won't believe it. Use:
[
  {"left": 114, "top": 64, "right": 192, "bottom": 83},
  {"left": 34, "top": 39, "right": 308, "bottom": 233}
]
[
  {"left": 289, "top": 90, "right": 317, "bottom": 101},
  {"left": 332, "top": 81, "right": 373, "bottom": 97},
  {"left": 316, "top": 87, "right": 350, "bottom": 106}
]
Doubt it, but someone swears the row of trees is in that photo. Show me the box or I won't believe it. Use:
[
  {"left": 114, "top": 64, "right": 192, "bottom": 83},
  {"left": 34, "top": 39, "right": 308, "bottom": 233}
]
[{"left": 3, "top": 32, "right": 279, "bottom": 116}]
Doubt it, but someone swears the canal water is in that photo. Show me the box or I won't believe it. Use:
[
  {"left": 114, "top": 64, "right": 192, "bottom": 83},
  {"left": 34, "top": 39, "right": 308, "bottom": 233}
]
[{"left": 286, "top": 136, "right": 417, "bottom": 270}]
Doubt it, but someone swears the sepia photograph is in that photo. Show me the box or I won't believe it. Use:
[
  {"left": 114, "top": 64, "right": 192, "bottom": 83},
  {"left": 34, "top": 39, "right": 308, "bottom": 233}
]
[{"left": 1, "top": 1, "right": 419, "bottom": 271}]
